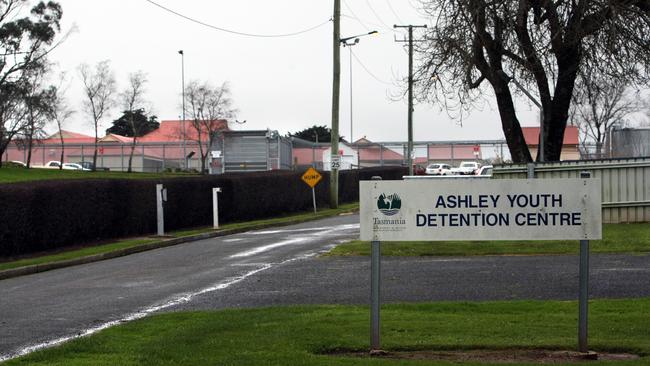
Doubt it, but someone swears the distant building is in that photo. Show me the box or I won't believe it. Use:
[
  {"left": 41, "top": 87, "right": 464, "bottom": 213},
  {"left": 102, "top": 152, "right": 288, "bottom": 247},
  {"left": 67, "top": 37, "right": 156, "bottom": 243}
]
[{"left": 522, "top": 126, "right": 580, "bottom": 161}]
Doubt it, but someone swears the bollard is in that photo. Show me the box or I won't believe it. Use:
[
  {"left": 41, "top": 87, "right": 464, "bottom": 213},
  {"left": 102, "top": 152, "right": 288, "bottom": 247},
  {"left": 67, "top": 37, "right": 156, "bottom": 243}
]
[{"left": 213, "top": 188, "right": 222, "bottom": 229}]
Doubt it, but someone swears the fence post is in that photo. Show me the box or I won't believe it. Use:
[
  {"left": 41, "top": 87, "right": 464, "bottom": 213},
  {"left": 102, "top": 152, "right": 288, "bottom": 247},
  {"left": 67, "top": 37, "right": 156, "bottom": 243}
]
[
  {"left": 156, "top": 184, "right": 166, "bottom": 236},
  {"left": 213, "top": 188, "right": 222, "bottom": 229}
]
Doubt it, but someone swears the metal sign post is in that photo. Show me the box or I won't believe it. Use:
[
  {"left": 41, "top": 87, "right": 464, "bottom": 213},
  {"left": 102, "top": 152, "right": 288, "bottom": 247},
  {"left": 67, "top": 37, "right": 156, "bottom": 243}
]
[
  {"left": 213, "top": 188, "right": 222, "bottom": 229},
  {"left": 370, "top": 176, "right": 382, "bottom": 351},
  {"left": 578, "top": 171, "right": 591, "bottom": 353},
  {"left": 301, "top": 167, "right": 323, "bottom": 214},
  {"left": 156, "top": 184, "right": 167, "bottom": 236}
]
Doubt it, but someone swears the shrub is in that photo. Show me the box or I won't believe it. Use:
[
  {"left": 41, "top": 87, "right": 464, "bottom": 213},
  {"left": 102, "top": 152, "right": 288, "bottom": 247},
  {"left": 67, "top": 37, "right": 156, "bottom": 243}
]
[{"left": 0, "top": 167, "right": 405, "bottom": 257}]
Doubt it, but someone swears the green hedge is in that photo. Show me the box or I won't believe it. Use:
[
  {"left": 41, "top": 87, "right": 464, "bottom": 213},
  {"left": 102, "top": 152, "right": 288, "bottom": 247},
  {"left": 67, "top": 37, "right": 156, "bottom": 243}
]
[{"left": 0, "top": 167, "right": 405, "bottom": 257}]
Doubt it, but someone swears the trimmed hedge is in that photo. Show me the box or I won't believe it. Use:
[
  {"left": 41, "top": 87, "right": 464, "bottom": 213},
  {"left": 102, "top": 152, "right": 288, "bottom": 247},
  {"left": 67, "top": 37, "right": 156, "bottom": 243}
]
[{"left": 0, "top": 167, "right": 405, "bottom": 257}]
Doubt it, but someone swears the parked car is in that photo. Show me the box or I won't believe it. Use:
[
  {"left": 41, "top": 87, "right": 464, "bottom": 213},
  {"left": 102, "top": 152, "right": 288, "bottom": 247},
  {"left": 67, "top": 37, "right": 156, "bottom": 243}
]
[
  {"left": 8, "top": 160, "right": 26, "bottom": 167},
  {"left": 425, "top": 163, "right": 453, "bottom": 175},
  {"left": 76, "top": 162, "right": 109, "bottom": 171},
  {"left": 412, "top": 164, "right": 426, "bottom": 175},
  {"left": 63, "top": 163, "right": 91, "bottom": 171},
  {"left": 452, "top": 161, "right": 481, "bottom": 175},
  {"left": 33, "top": 161, "right": 63, "bottom": 169},
  {"left": 476, "top": 165, "right": 493, "bottom": 176}
]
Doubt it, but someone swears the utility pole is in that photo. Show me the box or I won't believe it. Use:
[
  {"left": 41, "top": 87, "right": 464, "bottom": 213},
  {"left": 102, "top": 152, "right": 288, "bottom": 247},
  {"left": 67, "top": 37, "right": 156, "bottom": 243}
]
[
  {"left": 394, "top": 25, "right": 427, "bottom": 176},
  {"left": 330, "top": 0, "right": 341, "bottom": 209},
  {"left": 178, "top": 50, "right": 187, "bottom": 169}
]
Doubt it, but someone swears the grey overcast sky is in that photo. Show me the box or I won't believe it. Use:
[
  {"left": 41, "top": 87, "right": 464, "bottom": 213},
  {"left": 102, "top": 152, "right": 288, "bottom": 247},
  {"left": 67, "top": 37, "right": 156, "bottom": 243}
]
[{"left": 48, "top": 0, "right": 541, "bottom": 142}]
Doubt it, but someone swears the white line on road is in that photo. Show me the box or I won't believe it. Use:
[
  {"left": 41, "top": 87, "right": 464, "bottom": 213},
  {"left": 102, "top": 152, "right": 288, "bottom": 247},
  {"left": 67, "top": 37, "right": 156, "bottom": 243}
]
[
  {"left": 229, "top": 224, "right": 360, "bottom": 259},
  {"left": 0, "top": 252, "right": 318, "bottom": 363}
]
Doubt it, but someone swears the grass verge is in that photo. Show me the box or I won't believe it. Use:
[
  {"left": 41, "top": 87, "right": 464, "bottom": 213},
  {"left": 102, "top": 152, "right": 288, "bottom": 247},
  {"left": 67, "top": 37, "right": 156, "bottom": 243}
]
[
  {"left": 5, "top": 298, "right": 650, "bottom": 365},
  {"left": 0, "top": 166, "right": 197, "bottom": 184},
  {"left": 0, "top": 203, "right": 359, "bottom": 273},
  {"left": 329, "top": 222, "right": 650, "bottom": 257}
]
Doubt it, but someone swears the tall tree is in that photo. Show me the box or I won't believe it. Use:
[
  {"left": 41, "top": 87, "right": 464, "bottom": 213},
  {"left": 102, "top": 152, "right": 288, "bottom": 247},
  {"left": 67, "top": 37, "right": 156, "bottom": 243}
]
[
  {"left": 20, "top": 66, "right": 54, "bottom": 168},
  {"left": 183, "top": 80, "right": 236, "bottom": 174},
  {"left": 0, "top": 0, "right": 63, "bottom": 167},
  {"left": 414, "top": 0, "right": 650, "bottom": 162},
  {"left": 106, "top": 109, "right": 159, "bottom": 171},
  {"left": 79, "top": 60, "right": 116, "bottom": 171},
  {"left": 571, "top": 70, "right": 640, "bottom": 158},
  {"left": 290, "top": 125, "right": 336, "bottom": 143},
  {"left": 116, "top": 71, "right": 150, "bottom": 173},
  {"left": 49, "top": 73, "right": 74, "bottom": 169}
]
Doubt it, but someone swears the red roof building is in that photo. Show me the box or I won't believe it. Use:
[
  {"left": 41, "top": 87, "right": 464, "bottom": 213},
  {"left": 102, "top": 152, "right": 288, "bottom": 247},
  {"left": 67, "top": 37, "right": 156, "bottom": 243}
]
[{"left": 522, "top": 126, "right": 580, "bottom": 161}]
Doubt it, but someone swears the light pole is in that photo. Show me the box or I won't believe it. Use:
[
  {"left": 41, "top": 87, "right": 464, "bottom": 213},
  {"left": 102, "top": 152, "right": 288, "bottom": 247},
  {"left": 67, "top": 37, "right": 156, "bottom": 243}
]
[
  {"left": 340, "top": 31, "right": 377, "bottom": 143},
  {"left": 178, "top": 50, "right": 187, "bottom": 169}
]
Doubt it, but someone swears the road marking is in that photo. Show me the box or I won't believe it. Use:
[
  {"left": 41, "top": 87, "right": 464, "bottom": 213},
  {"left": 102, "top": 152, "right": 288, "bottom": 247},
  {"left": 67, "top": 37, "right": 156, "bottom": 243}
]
[
  {"left": 0, "top": 263, "right": 269, "bottom": 362},
  {"left": 0, "top": 223, "right": 360, "bottom": 362},
  {"left": 229, "top": 224, "right": 359, "bottom": 258},
  {"left": 222, "top": 238, "right": 245, "bottom": 243},
  {"left": 246, "top": 227, "right": 333, "bottom": 235}
]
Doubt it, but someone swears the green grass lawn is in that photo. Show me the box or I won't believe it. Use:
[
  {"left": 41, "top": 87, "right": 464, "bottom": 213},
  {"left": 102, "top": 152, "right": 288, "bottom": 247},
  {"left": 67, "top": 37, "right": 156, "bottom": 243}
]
[
  {"left": 0, "top": 203, "right": 360, "bottom": 273},
  {"left": 0, "top": 166, "right": 197, "bottom": 183},
  {"left": 329, "top": 222, "right": 650, "bottom": 257},
  {"left": 6, "top": 298, "right": 650, "bottom": 365}
]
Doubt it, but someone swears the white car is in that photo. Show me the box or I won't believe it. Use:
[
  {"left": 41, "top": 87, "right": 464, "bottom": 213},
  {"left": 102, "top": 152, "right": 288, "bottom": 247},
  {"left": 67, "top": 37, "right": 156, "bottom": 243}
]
[
  {"left": 63, "top": 163, "right": 91, "bottom": 171},
  {"left": 453, "top": 161, "right": 481, "bottom": 175},
  {"left": 425, "top": 163, "right": 453, "bottom": 175},
  {"left": 475, "top": 165, "right": 493, "bottom": 176}
]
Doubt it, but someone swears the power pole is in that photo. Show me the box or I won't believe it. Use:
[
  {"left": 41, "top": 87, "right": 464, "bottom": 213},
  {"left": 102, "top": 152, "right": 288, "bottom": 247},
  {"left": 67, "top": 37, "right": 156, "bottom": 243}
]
[
  {"left": 330, "top": 0, "right": 341, "bottom": 208},
  {"left": 394, "top": 24, "right": 427, "bottom": 176}
]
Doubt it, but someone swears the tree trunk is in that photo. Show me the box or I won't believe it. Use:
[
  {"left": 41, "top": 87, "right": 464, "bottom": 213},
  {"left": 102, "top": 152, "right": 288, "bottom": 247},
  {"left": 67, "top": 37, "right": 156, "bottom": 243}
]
[
  {"left": 128, "top": 138, "right": 136, "bottom": 173},
  {"left": 92, "top": 124, "right": 98, "bottom": 172},
  {"left": 59, "top": 135, "right": 64, "bottom": 170},
  {"left": 26, "top": 133, "right": 33, "bottom": 168},
  {"left": 545, "top": 50, "right": 580, "bottom": 162},
  {"left": 493, "top": 80, "right": 533, "bottom": 163}
]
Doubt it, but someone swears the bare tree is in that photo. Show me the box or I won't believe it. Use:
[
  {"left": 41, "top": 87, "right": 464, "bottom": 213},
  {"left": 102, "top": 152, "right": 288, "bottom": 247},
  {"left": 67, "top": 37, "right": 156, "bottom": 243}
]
[
  {"left": 79, "top": 60, "right": 116, "bottom": 171},
  {"left": 184, "top": 80, "right": 236, "bottom": 173},
  {"left": 414, "top": 0, "right": 650, "bottom": 162},
  {"left": 119, "top": 71, "right": 148, "bottom": 173},
  {"left": 20, "top": 66, "right": 56, "bottom": 168},
  {"left": 571, "top": 70, "right": 640, "bottom": 158},
  {"left": 49, "top": 73, "right": 75, "bottom": 169}
]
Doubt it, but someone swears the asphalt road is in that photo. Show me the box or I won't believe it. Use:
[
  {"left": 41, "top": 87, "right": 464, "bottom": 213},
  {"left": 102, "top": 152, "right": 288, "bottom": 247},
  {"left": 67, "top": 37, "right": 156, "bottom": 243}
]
[
  {"left": 0, "top": 214, "right": 360, "bottom": 360},
  {"left": 1, "top": 213, "right": 649, "bottom": 361}
]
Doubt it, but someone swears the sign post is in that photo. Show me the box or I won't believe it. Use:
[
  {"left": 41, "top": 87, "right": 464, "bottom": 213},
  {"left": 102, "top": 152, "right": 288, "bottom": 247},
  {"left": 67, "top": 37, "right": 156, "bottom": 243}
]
[
  {"left": 301, "top": 167, "right": 323, "bottom": 214},
  {"left": 370, "top": 176, "right": 382, "bottom": 351},
  {"left": 578, "top": 171, "right": 591, "bottom": 353},
  {"left": 360, "top": 178, "right": 602, "bottom": 352}
]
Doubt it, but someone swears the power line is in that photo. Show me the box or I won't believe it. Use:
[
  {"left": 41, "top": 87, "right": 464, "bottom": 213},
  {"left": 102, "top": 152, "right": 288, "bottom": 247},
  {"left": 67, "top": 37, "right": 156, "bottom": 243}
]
[
  {"left": 365, "top": 0, "right": 394, "bottom": 32},
  {"left": 342, "top": 0, "right": 372, "bottom": 32},
  {"left": 144, "top": 0, "right": 331, "bottom": 38},
  {"left": 385, "top": 0, "right": 404, "bottom": 25},
  {"left": 351, "top": 49, "right": 393, "bottom": 86}
]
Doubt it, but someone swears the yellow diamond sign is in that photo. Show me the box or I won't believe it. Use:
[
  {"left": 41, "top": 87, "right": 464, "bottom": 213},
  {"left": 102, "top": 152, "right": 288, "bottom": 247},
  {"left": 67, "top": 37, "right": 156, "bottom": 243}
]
[{"left": 301, "top": 167, "right": 323, "bottom": 188}]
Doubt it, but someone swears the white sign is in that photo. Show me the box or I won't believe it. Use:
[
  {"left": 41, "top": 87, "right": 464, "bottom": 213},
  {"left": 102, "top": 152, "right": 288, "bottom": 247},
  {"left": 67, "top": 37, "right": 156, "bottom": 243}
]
[
  {"left": 331, "top": 155, "right": 341, "bottom": 169},
  {"left": 211, "top": 150, "right": 222, "bottom": 158},
  {"left": 360, "top": 179, "right": 602, "bottom": 241}
]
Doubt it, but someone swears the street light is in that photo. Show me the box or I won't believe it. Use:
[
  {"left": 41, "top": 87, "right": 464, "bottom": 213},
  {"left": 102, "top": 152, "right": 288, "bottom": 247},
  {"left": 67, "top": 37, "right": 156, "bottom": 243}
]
[
  {"left": 340, "top": 31, "right": 377, "bottom": 143},
  {"left": 178, "top": 50, "right": 186, "bottom": 169}
]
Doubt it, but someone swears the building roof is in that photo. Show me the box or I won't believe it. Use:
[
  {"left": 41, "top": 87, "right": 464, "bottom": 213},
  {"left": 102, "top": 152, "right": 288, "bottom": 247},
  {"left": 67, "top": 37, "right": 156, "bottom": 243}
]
[
  {"left": 139, "top": 120, "right": 229, "bottom": 142},
  {"left": 100, "top": 134, "right": 134, "bottom": 143},
  {"left": 45, "top": 130, "right": 95, "bottom": 144},
  {"left": 522, "top": 126, "right": 579, "bottom": 146}
]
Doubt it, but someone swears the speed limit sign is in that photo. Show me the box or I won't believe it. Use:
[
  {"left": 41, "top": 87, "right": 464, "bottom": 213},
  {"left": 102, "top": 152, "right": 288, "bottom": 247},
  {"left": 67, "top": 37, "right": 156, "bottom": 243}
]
[{"left": 331, "top": 155, "right": 341, "bottom": 169}]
